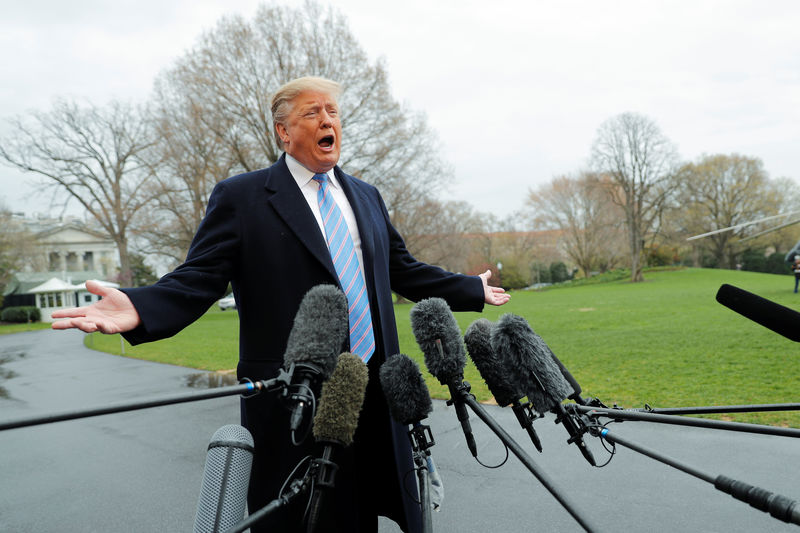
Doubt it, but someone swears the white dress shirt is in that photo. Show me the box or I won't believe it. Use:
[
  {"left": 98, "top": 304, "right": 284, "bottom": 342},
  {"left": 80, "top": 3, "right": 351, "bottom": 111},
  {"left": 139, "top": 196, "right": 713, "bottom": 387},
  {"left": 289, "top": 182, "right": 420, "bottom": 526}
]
[{"left": 285, "top": 154, "right": 367, "bottom": 275}]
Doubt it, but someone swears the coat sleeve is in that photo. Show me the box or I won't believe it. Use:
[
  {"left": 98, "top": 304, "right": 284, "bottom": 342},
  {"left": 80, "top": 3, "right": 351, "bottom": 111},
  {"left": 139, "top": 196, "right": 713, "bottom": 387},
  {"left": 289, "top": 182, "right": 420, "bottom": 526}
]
[{"left": 122, "top": 180, "right": 240, "bottom": 344}]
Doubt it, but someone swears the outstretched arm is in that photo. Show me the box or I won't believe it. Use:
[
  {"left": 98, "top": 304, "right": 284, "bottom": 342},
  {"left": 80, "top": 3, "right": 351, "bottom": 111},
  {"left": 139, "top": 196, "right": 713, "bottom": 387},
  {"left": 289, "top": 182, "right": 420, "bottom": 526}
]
[
  {"left": 51, "top": 280, "right": 141, "bottom": 334},
  {"left": 478, "top": 269, "right": 510, "bottom": 306}
]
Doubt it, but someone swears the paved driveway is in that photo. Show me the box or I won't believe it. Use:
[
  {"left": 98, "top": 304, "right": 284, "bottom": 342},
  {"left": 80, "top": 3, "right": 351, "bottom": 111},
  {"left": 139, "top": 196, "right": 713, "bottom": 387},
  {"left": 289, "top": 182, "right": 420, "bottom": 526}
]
[{"left": 0, "top": 329, "right": 797, "bottom": 532}]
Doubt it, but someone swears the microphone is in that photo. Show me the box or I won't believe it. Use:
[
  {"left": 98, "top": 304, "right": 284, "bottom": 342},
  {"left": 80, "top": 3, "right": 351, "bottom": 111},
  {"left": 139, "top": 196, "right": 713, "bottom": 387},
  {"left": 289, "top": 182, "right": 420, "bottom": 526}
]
[
  {"left": 306, "top": 352, "right": 369, "bottom": 533},
  {"left": 410, "top": 297, "right": 478, "bottom": 457},
  {"left": 380, "top": 353, "right": 441, "bottom": 526},
  {"left": 312, "top": 352, "right": 369, "bottom": 446},
  {"left": 716, "top": 284, "right": 800, "bottom": 342},
  {"left": 379, "top": 353, "right": 433, "bottom": 427},
  {"left": 379, "top": 353, "right": 437, "bottom": 455},
  {"left": 193, "top": 424, "right": 255, "bottom": 533},
  {"left": 283, "top": 285, "right": 349, "bottom": 436},
  {"left": 492, "top": 314, "right": 572, "bottom": 412},
  {"left": 465, "top": 318, "right": 543, "bottom": 453},
  {"left": 492, "top": 313, "right": 596, "bottom": 466}
]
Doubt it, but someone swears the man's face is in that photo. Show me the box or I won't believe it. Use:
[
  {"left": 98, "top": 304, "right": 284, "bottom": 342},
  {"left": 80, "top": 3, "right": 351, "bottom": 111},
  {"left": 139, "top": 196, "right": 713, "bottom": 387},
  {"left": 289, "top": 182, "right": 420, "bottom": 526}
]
[{"left": 276, "top": 90, "right": 342, "bottom": 173}]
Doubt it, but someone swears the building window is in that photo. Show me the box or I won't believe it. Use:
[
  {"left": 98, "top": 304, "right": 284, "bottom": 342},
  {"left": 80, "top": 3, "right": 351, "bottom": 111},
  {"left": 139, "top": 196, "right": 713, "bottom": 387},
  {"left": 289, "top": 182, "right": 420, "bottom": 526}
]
[
  {"left": 84, "top": 294, "right": 92, "bottom": 303},
  {"left": 66, "top": 252, "right": 78, "bottom": 271},
  {"left": 83, "top": 251, "right": 94, "bottom": 271},
  {"left": 49, "top": 252, "right": 61, "bottom": 271}
]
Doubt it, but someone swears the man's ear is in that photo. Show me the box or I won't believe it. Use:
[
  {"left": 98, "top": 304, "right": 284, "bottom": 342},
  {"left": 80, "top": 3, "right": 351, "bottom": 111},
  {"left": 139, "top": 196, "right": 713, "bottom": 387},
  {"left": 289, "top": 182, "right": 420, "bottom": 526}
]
[{"left": 275, "top": 123, "right": 289, "bottom": 145}]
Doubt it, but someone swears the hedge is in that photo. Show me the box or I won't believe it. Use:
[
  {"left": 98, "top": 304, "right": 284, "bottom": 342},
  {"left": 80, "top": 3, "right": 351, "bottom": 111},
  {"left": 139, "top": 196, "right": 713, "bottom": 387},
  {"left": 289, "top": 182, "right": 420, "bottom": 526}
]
[{"left": 1, "top": 306, "right": 41, "bottom": 323}]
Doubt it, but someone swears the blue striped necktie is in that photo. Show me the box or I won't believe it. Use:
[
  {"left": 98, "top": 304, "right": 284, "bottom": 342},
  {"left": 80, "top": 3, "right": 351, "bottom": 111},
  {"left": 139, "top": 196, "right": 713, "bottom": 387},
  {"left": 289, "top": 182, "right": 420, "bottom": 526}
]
[{"left": 312, "top": 173, "right": 375, "bottom": 362}]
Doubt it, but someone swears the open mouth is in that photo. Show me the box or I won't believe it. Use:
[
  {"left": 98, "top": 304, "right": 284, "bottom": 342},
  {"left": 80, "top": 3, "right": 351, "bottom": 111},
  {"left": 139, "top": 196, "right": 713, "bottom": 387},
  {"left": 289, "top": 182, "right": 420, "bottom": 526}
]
[{"left": 318, "top": 135, "right": 334, "bottom": 149}]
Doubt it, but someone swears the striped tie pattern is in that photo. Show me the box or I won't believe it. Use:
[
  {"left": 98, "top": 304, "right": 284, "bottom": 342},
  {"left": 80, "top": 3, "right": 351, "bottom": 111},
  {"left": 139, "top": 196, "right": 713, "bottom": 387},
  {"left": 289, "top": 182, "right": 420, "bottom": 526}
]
[{"left": 313, "top": 173, "right": 375, "bottom": 362}]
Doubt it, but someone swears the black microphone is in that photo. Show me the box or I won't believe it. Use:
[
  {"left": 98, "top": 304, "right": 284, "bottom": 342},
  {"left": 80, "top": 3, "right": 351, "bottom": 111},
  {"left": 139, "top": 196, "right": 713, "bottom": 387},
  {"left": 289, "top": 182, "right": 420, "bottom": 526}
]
[
  {"left": 716, "top": 284, "right": 800, "bottom": 342},
  {"left": 492, "top": 313, "right": 596, "bottom": 466},
  {"left": 380, "top": 353, "right": 438, "bottom": 530},
  {"left": 492, "top": 314, "right": 572, "bottom": 412},
  {"left": 380, "top": 353, "right": 435, "bottom": 453},
  {"left": 465, "top": 318, "right": 543, "bottom": 453},
  {"left": 193, "top": 424, "right": 255, "bottom": 533},
  {"left": 410, "top": 297, "right": 478, "bottom": 457},
  {"left": 380, "top": 353, "right": 434, "bottom": 426},
  {"left": 283, "top": 285, "right": 349, "bottom": 436},
  {"left": 306, "top": 352, "right": 369, "bottom": 533}
]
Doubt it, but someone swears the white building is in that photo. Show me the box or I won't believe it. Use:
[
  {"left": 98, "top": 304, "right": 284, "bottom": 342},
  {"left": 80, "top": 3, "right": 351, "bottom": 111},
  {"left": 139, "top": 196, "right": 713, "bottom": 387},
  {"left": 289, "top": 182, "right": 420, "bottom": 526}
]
[
  {"left": 26, "top": 218, "right": 119, "bottom": 277},
  {"left": 28, "top": 277, "right": 120, "bottom": 322},
  {"left": 2, "top": 215, "right": 121, "bottom": 312}
]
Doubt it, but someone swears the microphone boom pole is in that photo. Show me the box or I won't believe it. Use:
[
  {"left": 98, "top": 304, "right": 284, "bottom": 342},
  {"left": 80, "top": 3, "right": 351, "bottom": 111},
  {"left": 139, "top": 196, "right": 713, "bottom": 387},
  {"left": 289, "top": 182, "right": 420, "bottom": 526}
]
[
  {"left": 222, "top": 475, "right": 311, "bottom": 533},
  {"left": 574, "top": 405, "right": 800, "bottom": 438},
  {"left": 595, "top": 427, "right": 800, "bottom": 526},
  {"left": 634, "top": 403, "right": 800, "bottom": 416},
  {"left": 0, "top": 372, "right": 290, "bottom": 432},
  {"left": 455, "top": 386, "right": 598, "bottom": 533}
]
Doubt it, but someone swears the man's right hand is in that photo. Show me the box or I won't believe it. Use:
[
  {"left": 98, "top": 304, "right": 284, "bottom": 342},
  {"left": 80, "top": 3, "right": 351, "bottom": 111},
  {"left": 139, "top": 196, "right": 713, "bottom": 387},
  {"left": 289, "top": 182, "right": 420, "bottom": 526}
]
[{"left": 51, "top": 280, "right": 142, "bottom": 334}]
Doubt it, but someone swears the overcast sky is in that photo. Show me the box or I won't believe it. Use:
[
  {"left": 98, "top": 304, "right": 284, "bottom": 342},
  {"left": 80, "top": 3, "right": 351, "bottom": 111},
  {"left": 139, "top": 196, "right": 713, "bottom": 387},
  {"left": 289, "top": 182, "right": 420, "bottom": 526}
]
[{"left": 2, "top": 0, "right": 799, "bottom": 221}]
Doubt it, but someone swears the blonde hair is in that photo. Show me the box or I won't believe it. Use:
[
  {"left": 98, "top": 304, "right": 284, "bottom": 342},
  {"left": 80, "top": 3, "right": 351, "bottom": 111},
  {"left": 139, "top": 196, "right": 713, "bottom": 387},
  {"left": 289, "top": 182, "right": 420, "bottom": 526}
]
[{"left": 271, "top": 77, "right": 342, "bottom": 149}]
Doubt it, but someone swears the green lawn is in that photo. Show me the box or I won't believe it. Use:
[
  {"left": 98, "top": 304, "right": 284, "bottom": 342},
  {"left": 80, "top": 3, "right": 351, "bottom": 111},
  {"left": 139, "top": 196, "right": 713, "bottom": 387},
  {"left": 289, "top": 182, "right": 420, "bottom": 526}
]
[
  {"left": 84, "top": 268, "right": 800, "bottom": 427},
  {"left": 0, "top": 322, "right": 51, "bottom": 335}
]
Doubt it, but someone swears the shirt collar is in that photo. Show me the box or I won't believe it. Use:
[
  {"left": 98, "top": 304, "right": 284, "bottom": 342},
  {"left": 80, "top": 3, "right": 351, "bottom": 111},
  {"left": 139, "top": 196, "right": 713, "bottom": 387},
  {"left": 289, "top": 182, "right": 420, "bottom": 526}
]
[{"left": 285, "top": 153, "right": 338, "bottom": 189}]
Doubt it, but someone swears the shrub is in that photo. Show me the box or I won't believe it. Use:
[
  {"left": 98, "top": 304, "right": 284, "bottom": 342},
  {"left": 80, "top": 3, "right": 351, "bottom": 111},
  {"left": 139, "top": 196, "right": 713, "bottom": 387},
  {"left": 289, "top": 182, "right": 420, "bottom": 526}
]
[
  {"left": 530, "top": 262, "right": 552, "bottom": 284},
  {"left": 765, "top": 252, "right": 791, "bottom": 275},
  {"left": 646, "top": 244, "right": 677, "bottom": 267},
  {"left": 1, "top": 306, "right": 41, "bottom": 323},
  {"left": 497, "top": 263, "right": 528, "bottom": 290},
  {"left": 740, "top": 249, "right": 767, "bottom": 272},
  {"left": 550, "top": 261, "right": 570, "bottom": 283}
]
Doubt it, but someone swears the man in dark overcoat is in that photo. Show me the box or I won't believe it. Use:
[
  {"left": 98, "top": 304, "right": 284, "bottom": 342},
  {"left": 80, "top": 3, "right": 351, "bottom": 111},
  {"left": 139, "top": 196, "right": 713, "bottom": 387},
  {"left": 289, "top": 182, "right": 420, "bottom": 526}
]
[{"left": 53, "top": 76, "right": 509, "bottom": 532}]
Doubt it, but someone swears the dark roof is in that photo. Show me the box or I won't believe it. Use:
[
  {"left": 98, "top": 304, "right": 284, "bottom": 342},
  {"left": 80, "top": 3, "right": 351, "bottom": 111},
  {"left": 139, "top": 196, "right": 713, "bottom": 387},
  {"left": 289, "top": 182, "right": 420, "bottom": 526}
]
[{"left": 2, "top": 271, "right": 105, "bottom": 297}]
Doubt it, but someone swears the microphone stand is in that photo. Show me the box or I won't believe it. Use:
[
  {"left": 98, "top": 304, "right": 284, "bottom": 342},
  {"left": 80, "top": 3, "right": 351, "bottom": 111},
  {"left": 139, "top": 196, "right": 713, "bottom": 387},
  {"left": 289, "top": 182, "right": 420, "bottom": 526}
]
[
  {"left": 305, "top": 446, "right": 339, "bottom": 533},
  {"left": 510, "top": 400, "right": 543, "bottom": 452},
  {"left": 222, "top": 468, "right": 313, "bottom": 533},
  {"left": 572, "top": 404, "right": 800, "bottom": 438},
  {"left": 589, "top": 426, "right": 800, "bottom": 527},
  {"left": 224, "top": 445, "right": 336, "bottom": 533},
  {"left": 448, "top": 380, "right": 598, "bottom": 533},
  {"left": 408, "top": 423, "right": 436, "bottom": 533},
  {"left": 0, "top": 370, "right": 292, "bottom": 432}
]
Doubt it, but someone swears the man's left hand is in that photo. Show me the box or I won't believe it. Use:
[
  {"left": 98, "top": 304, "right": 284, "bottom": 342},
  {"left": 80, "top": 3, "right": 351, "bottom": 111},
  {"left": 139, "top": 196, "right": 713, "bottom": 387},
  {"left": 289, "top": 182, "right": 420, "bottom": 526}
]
[{"left": 479, "top": 269, "right": 510, "bottom": 306}]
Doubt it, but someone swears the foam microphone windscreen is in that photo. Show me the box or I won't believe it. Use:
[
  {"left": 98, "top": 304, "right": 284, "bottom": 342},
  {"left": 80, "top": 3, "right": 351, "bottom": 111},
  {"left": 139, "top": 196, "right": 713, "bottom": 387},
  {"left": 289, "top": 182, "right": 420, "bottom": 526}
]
[
  {"left": 716, "top": 284, "right": 800, "bottom": 342},
  {"left": 464, "top": 318, "right": 522, "bottom": 407},
  {"left": 380, "top": 353, "right": 433, "bottom": 425},
  {"left": 284, "top": 284, "right": 349, "bottom": 376},
  {"left": 193, "top": 424, "right": 254, "bottom": 533},
  {"left": 409, "top": 297, "right": 466, "bottom": 384},
  {"left": 492, "top": 314, "right": 572, "bottom": 413},
  {"left": 312, "top": 352, "right": 369, "bottom": 446}
]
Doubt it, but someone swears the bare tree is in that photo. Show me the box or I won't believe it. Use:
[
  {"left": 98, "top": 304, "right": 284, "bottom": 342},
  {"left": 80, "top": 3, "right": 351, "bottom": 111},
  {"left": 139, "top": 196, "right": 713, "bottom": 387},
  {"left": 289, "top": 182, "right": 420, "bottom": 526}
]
[
  {"left": 154, "top": 0, "right": 450, "bottom": 229},
  {"left": 591, "top": 113, "right": 678, "bottom": 282},
  {"left": 676, "top": 154, "right": 792, "bottom": 267},
  {"left": 756, "top": 177, "right": 800, "bottom": 254},
  {"left": 393, "top": 199, "right": 483, "bottom": 271},
  {"left": 0, "top": 99, "right": 157, "bottom": 286},
  {"left": 136, "top": 80, "right": 239, "bottom": 264},
  {"left": 0, "top": 206, "right": 39, "bottom": 302},
  {"left": 526, "top": 172, "right": 626, "bottom": 277}
]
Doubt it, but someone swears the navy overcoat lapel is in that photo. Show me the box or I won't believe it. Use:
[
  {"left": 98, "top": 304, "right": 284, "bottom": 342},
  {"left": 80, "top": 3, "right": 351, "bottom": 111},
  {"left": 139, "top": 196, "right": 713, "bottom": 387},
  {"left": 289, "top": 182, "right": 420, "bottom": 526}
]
[{"left": 263, "top": 156, "right": 338, "bottom": 282}]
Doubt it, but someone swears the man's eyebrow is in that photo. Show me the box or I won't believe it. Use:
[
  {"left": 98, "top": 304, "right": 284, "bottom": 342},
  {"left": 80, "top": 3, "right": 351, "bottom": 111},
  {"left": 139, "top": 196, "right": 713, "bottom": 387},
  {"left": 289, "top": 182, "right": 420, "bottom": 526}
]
[{"left": 297, "top": 103, "right": 321, "bottom": 113}]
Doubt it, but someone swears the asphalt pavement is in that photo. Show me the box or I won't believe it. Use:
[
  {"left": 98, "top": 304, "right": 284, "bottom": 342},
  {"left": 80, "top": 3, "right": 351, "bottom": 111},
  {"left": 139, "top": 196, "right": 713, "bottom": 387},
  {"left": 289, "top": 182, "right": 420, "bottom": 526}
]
[{"left": 0, "top": 329, "right": 797, "bottom": 532}]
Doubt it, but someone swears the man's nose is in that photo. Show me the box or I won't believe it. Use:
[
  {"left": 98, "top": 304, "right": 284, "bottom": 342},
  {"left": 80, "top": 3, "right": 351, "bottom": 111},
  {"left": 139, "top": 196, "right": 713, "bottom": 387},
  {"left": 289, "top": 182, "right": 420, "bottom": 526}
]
[{"left": 320, "top": 110, "right": 334, "bottom": 127}]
